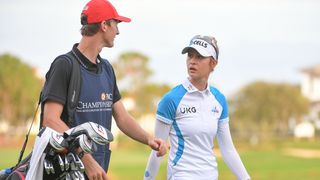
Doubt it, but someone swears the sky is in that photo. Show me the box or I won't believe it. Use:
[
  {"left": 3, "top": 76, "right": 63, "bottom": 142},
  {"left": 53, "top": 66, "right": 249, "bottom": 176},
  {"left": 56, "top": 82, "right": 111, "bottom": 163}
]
[{"left": 1, "top": 0, "right": 320, "bottom": 96}]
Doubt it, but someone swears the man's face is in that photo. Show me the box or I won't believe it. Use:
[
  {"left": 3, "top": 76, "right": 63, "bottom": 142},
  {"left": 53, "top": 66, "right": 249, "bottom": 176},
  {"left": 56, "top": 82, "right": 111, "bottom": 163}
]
[{"left": 102, "top": 19, "right": 120, "bottom": 47}]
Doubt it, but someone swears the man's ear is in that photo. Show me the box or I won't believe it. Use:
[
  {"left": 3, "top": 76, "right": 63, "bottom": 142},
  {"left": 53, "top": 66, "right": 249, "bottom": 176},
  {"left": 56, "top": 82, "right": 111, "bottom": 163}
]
[{"left": 100, "top": 21, "right": 108, "bottom": 31}]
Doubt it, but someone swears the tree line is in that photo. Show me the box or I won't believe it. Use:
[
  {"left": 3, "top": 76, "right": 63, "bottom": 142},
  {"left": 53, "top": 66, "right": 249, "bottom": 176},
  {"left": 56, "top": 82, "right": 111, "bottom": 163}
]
[
  {"left": 0, "top": 54, "right": 42, "bottom": 125},
  {"left": 0, "top": 53, "right": 310, "bottom": 139}
]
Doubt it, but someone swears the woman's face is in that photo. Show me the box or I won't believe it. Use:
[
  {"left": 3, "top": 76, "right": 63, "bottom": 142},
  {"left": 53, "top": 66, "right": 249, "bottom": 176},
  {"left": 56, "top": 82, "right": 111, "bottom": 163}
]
[{"left": 186, "top": 49, "right": 217, "bottom": 81}]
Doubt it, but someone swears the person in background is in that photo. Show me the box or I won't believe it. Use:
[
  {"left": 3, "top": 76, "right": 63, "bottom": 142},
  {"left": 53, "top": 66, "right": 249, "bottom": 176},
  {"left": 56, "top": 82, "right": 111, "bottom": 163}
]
[
  {"left": 144, "top": 35, "right": 250, "bottom": 180},
  {"left": 41, "top": 0, "right": 166, "bottom": 179}
]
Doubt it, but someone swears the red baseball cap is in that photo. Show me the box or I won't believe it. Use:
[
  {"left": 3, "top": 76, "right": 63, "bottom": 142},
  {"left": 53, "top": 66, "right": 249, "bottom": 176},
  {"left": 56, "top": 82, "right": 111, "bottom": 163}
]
[{"left": 82, "top": 0, "right": 131, "bottom": 24}]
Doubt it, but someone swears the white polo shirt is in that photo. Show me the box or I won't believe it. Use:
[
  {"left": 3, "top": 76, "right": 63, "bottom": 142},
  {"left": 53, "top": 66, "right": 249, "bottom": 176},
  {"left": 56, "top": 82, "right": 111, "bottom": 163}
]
[{"left": 156, "top": 79, "right": 229, "bottom": 180}]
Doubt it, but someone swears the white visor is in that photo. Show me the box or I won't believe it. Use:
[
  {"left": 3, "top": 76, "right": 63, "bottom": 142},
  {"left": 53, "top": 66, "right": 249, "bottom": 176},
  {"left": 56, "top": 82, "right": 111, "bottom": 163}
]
[{"left": 182, "top": 38, "right": 218, "bottom": 60}]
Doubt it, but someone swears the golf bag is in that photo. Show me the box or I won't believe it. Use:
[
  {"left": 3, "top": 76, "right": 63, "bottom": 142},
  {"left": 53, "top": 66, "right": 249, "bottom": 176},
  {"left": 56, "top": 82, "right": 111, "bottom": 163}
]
[
  {"left": 0, "top": 154, "right": 31, "bottom": 180},
  {"left": 0, "top": 122, "right": 113, "bottom": 180}
]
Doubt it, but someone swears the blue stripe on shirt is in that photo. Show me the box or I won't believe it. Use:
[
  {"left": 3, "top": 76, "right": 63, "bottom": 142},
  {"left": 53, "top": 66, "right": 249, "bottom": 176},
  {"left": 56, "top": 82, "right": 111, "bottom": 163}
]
[{"left": 172, "top": 120, "right": 184, "bottom": 166}]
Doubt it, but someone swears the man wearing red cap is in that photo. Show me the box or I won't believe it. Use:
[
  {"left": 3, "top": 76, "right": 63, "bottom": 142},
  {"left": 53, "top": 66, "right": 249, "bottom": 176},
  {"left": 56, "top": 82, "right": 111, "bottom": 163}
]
[{"left": 40, "top": 0, "right": 166, "bottom": 179}]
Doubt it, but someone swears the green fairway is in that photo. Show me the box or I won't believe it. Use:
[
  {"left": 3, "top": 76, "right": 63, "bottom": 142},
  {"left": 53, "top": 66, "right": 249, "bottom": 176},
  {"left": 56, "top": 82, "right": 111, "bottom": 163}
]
[
  {"left": 108, "top": 147, "right": 320, "bottom": 180},
  {"left": 217, "top": 150, "right": 320, "bottom": 180},
  {"left": 0, "top": 148, "right": 32, "bottom": 169},
  {"left": 0, "top": 140, "right": 319, "bottom": 180},
  {"left": 109, "top": 147, "right": 167, "bottom": 180}
]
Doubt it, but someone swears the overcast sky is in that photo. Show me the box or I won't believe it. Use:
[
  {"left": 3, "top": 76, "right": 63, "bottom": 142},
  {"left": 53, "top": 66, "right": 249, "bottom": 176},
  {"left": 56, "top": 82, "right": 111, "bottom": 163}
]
[{"left": 1, "top": 0, "right": 319, "bottom": 95}]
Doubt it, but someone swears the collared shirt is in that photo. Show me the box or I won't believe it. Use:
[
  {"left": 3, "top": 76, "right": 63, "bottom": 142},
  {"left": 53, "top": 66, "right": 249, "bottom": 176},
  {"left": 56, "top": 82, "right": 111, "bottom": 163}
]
[{"left": 156, "top": 78, "right": 229, "bottom": 179}]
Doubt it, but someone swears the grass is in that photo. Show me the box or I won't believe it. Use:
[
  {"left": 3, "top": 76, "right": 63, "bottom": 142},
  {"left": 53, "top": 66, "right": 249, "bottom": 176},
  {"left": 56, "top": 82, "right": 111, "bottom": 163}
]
[
  {"left": 109, "top": 147, "right": 167, "bottom": 180},
  {"left": 0, "top": 148, "right": 32, "bottom": 169},
  {"left": 109, "top": 147, "right": 320, "bottom": 180},
  {"left": 221, "top": 150, "right": 320, "bottom": 180},
  {"left": 0, "top": 139, "right": 319, "bottom": 180}
]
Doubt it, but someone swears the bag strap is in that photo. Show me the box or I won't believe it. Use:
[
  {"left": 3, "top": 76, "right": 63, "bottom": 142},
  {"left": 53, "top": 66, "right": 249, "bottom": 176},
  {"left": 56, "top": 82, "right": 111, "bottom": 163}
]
[
  {"left": 64, "top": 51, "right": 81, "bottom": 126},
  {"left": 16, "top": 103, "right": 40, "bottom": 167},
  {"left": 15, "top": 51, "right": 81, "bottom": 166}
]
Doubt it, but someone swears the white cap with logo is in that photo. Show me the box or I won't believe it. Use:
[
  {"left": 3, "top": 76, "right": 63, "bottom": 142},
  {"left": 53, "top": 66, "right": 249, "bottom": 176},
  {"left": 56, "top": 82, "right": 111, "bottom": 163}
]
[{"left": 182, "top": 35, "right": 219, "bottom": 60}]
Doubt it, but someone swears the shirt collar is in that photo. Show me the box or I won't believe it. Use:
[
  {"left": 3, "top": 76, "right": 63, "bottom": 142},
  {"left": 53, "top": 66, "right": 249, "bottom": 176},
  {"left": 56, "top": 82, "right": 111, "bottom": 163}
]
[
  {"left": 72, "top": 43, "right": 102, "bottom": 73},
  {"left": 182, "top": 77, "right": 210, "bottom": 93}
]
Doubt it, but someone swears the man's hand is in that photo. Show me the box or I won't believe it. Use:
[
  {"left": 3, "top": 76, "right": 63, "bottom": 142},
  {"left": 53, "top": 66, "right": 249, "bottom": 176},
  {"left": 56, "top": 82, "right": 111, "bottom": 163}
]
[
  {"left": 148, "top": 138, "right": 167, "bottom": 157},
  {"left": 81, "top": 154, "right": 109, "bottom": 180}
]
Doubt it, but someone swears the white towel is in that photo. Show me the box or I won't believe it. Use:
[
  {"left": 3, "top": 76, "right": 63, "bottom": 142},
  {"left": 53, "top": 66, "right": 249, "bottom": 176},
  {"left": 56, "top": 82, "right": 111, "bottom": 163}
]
[{"left": 26, "top": 127, "right": 56, "bottom": 180}]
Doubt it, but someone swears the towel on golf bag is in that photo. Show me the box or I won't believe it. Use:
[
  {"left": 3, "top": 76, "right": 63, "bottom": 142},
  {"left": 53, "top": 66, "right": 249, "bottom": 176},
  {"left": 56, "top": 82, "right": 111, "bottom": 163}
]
[{"left": 25, "top": 127, "right": 53, "bottom": 180}]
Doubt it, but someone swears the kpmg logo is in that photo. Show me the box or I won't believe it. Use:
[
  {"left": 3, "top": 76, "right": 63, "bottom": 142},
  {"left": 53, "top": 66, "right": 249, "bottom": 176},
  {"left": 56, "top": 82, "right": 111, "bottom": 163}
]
[
  {"left": 211, "top": 107, "right": 219, "bottom": 114},
  {"left": 180, "top": 106, "right": 197, "bottom": 114},
  {"left": 192, "top": 39, "right": 208, "bottom": 48}
]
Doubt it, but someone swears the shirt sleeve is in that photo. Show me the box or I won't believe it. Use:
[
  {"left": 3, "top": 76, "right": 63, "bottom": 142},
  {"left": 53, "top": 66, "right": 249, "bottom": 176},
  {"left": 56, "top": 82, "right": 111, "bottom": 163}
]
[
  {"left": 144, "top": 119, "right": 171, "bottom": 180},
  {"left": 156, "top": 95, "right": 176, "bottom": 125},
  {"left": 217, "top": 121, "right": 251, "bottom": 180},
  {"left": 216, "top": 92, "right": 229, "bottom": 122},
  {"left": 41, "top": 57, "right": 71, "bottom": 105}
]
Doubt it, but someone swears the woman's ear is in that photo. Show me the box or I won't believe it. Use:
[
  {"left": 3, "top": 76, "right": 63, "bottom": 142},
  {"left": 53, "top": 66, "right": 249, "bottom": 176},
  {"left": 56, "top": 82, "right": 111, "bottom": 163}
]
[{"left": 211, "top": 59, "right": 218, "bottom": 72}]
